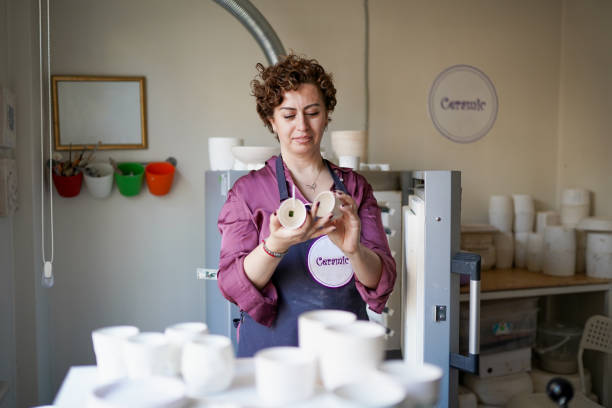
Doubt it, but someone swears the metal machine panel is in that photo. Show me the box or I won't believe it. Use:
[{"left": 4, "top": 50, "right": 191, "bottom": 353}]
[{"left": 204, "top": 170, "right": 247, "bottom": 350}]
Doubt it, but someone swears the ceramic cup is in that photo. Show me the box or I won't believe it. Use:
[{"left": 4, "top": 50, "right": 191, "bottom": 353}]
[
  {"left": 277, "top": 198, "right": 307, "bottom": 229},
  {"left": 208, "top": 137, "right": 242, "bottom": 170},
  {"left": 298, "top": 310, "right": 357, "bottom": 382},
  {"left": 380, "top": 360, "right": 444, "bottom": 407},
  {"left": 84, "top": 163, "right": 114, "bottom": 199},
  {"left": 338, "top": 155, "right": 360, "bottom": 170},
  {"left": 313, "top": 190, "right": 342, "bottom": 220},
  {"left": 319, "top": 321, "right": 386, "bottom": 390},
  {"left": 92, "top": 325, "right": 140, "bottom": 382},
  {"left": 123, "top": 332, "right": 173, "bottom": 379},
  {"left": 164, "top": 322, "right": 209, "bottom": 376},
  {"left": 255, "top": 346, "right": 316, "bottom": 406},
  {"left": 181, "top": 334, "right": 235, "bottom": 396}
]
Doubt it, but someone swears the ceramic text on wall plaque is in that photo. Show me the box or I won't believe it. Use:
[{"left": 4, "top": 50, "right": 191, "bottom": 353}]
[{"left": 428, "top": 65, "right": 498, "bottom": 143}]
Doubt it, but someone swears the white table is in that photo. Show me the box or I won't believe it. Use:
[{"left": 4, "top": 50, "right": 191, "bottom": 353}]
[{"left": 54, "top": 360, "right": 362, "bottom": 408}]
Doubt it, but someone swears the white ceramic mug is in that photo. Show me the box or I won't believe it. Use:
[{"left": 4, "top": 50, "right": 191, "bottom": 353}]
[
  {"left": 91, "top": 325, "right": 139, "bottom": 382},
  {"left": 123, "top": 332, "right": 173, "bottom": 379},
  {"left": 313, "top": 190, "right": 342, "bottom": 220},
  {"left": 278, "top": 198, "right": 307, "bottom": 229},
  {"left": 181, "top": 334, "right": 235, "bottom": 396},
  {"left": 164, "top": 322, "right": 209, "bottom": 376},
  {"left": 208, "top": 137, "right": 242, "bottom": 170},
  {"left": 255, "top": 346, "right": 316, "bottom": 406},
  {"left": 319, "top": 321, "right": 386, "bottom": 390},
  {"left": 380, "top": 360, "right": 443, "bottom": 406}
]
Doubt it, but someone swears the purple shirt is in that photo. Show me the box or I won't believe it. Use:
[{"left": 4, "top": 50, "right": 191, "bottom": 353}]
[{"left": 217, "top": 157, "right": 396, "bottom": 327}]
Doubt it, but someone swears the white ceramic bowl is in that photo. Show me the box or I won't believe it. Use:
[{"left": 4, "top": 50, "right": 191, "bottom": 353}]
[
  {"left": 87, "top": 376, "right": 187, "bottom": 408},
  {"left": 181, "top": 334, "right": 234, "bottom": 396},
  {"left": 92, "top": 326, "right": 140, "bottom": 383},
  {"left": 332, "top": 371, "right": 406, "bottom": 408},
  {"left": 231, "top": 146, "right": 280, "bottom": 166},
  {"left": 255, "top": 346, "right": 316, "bottom": 406},
  {"left": 380, "top": 360, "right": 443, "bottom": 406}
]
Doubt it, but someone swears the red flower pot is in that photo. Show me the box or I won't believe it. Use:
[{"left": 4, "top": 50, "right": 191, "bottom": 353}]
[{"left": 52, "top": 172, "right": 83, "bottom": 197}]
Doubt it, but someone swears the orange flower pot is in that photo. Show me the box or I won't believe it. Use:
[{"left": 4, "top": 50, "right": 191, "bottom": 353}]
[{"left": 145, "top": 162, "right": 175, "bottom": 196}]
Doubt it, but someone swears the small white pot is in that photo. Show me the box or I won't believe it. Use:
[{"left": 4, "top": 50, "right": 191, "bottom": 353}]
[
  {"left": 91, "top": 325, "right": 139, "bottom": 383},
  {"left": 164, "top": 322, "right": 209, "bottom": 376},
  {"left": 319, "top": 321, "right": 386, "bottom": 390},
  {"left": 255, "top": 346, "right": 316, "bottom": 406},
  {"left": 84, "top": 163, "right": 114, "bottom": 199},
  {"left": 181, "top": 334, "right": 234, "bottom": 396},
  {"left": 123, "top": 332, "right": 173, "bottom": 379}
]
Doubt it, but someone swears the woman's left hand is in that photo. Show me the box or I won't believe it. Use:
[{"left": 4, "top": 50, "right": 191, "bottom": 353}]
[{"left": 327, "top": 191, "right": 362, "bottom": 256}]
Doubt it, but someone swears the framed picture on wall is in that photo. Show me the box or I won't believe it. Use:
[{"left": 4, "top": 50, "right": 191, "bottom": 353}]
[{"left": 52, "top": 76, "right": 148, "bottom": 150}]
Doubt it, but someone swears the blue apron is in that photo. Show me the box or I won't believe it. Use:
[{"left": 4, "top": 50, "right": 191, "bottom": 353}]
[{"left": 236, "top": 155, "right": 368, "bottom": 357}]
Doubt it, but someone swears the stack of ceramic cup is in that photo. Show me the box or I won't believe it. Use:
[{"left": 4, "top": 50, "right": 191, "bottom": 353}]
[
  {"left": 489, "top": 195, "right": 514, "bottom": 269},
  {"left": 528, "top": 211, "right": 561, "bottom": 272},
  {"left": 512, "top": 195, "right": 536, "bottom": 269},
  {"left": 560, "top": 188, "right": 590, "bottom": 273},
  {"left": 331, "top": 130, "right": 367, "bottom": 168},
  {"left": 542, "top": 225, "right": 576, "bottom": 276},
  {"left": 577, "top": 217, "right": 612, "bottom": 279}
]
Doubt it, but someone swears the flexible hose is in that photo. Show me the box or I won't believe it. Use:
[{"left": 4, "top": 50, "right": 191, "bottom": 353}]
[{"left": 212, "top": 0, "right": 285, "bottom": 65}]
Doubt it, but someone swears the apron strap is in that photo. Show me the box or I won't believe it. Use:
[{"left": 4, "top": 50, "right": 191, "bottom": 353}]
[{"left": 276, "top": 154, "right": 349, "bottom": 201}]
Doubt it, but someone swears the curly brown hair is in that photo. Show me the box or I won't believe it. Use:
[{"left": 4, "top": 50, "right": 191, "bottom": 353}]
[{"left": 251, "top": 54, "right": 337, "bottom": 134}]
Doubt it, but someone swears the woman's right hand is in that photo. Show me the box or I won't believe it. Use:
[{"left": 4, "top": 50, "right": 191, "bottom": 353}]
[{"left": 264, "top": 202, "right": 336, "bottom": 253}]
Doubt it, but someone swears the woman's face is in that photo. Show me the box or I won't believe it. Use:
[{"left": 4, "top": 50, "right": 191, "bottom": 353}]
[{"left": 268, "top": 83, "right": 328, "bottom": 157}]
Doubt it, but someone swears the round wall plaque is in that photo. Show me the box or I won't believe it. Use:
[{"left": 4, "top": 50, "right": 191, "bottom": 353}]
[{"left": 428, "top": 65, "right": 498, "bottom": 143}]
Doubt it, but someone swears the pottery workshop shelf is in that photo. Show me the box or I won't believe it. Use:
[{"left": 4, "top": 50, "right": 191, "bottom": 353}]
[{"left": 459, "top": 268, "right": 612, "bottom": 302}]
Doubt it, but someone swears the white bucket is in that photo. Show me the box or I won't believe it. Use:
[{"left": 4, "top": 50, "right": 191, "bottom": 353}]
[
  {"left": 489, "top": 195, "right": 513, "bottom": 232},
  {"left": 514, "top": 232, "right": 529, "bottom": 268},
  {"left": 84, "top": 163, "right": 114, "bottom": 199},
  {"left": 526, "top": 233, "right": 544, "bottom": 272},
  {"left": 586, "top": 232, "right": 612, "bottom": 279},
  {"left": 494, "top": 231, "right": 514, "bottom": 269},
  {"left": 543, "top": 226, "right": 576, "bottom": 276},
  {"left": 560, "top": 188, "right": 590, "bottom": 228},
  {"left": 536, "top": 211, "right": 560, "bottom": 235},
  {"left": 512, "top": 195, "right": 535, "bottom": 232},
  {"left": 208, "top": 137, "right": 243, "bottom": 170}
]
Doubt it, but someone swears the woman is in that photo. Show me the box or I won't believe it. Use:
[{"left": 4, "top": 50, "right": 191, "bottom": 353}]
[{"left": 217, "top": 54, "right": 396, "bottom": 357}]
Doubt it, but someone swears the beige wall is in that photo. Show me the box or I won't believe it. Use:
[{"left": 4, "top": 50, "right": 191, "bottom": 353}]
[
  {"left": 10, "top": 0, "right": 612, "bottom": 403},
  {"left": 369, "top": 0, "right": 562, "bottom": 222},
  {"left": 557, "top": 0, "right": 612, "bottom": 217}
]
